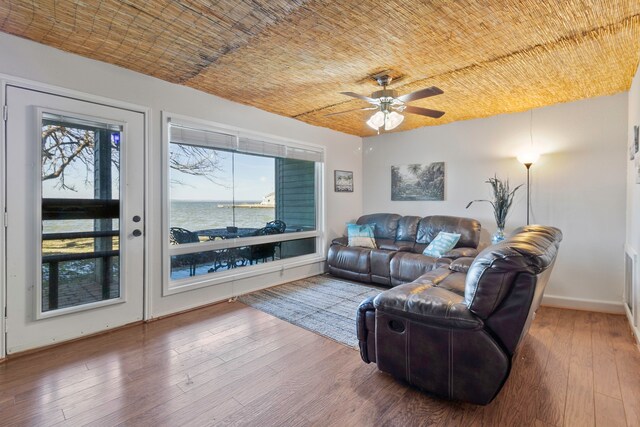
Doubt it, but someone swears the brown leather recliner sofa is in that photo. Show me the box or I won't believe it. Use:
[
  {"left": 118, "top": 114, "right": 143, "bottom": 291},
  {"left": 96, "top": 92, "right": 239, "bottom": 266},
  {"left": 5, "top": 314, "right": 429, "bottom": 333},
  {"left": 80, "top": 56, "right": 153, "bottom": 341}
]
[
  {"left": 327, "top": 213, "right": 482, "bottom": 286},
  {"left": 356, "top": 225, "right": 563, "bottom": 405}
]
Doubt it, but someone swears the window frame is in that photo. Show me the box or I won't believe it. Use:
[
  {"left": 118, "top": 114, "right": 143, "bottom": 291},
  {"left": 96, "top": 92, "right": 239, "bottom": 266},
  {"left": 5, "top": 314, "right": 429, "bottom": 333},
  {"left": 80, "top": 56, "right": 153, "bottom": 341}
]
[
  {"left": 37, "top": 107, "right": 129, "bottom": 319},
  {"left": 161, "top": 112, "right": 325, "bottom": 295}
]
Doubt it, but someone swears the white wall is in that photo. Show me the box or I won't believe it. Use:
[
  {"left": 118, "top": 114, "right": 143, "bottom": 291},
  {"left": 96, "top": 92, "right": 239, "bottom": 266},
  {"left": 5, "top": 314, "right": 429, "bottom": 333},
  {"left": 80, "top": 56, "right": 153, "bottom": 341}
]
[
  {"left": 364, "top": 94, "right": 628, "bottom": 312},
  {"left": 0, "top": 33, "right": 363, "bottom": 318},
  {"left": 626, "top": 65, "right": 640, "bottom": 337}
]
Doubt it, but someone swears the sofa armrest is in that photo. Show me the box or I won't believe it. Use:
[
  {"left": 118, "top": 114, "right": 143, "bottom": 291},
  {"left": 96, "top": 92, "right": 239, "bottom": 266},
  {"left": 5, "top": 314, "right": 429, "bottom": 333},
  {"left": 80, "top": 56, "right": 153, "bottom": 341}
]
[
  {"left": 442, "top": 247, "right": 479, "bottom": 260},
  {"left": 374, "top": 284, "right": 483, "bottom": 330},
  {"left": 357, "top": 296, "right": 377, "bottom": 363},
  {"left": 449, "top": 257, "right": 475, "bottom": 273},
  {"left": 331, "top": 236, "right": 348, "bottom": 246}
]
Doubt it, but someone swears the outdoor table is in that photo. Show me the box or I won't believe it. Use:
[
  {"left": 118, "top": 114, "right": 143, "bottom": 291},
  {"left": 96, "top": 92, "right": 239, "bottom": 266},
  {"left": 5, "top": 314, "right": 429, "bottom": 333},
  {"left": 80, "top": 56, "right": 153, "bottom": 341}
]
[
  {"left": 195, "top": 227, "right": 258, "bottom": 240},
  {"left": 194, "top": 227, "right": 259, "bottom": 271}
]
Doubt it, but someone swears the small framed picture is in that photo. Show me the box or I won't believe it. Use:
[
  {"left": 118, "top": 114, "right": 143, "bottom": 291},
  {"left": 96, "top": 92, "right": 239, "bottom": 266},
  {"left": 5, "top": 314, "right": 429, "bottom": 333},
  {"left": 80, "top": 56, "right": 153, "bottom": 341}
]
[{"left": 334, "top": 170, "right": 353, "bottom": 192}]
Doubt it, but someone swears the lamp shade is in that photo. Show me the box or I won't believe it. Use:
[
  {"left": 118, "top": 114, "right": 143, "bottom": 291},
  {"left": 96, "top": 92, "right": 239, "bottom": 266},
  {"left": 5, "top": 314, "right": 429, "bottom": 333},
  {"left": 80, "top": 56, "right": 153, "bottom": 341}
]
[
  {"left": 517, "top": 149, "right": 540, "bottom": 165},
  {"left": 366, "top": 111, "right": 385, "bottom": 130},
  {"left": 384, "top": 111, "right": 404, "bottom": 130}
]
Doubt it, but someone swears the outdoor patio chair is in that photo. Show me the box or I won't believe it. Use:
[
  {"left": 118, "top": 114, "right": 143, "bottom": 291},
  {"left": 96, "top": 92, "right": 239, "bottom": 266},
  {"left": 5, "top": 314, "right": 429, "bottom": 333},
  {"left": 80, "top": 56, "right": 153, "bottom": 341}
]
[
  {"left": 265, "top": 220, "right": 286, "bottom": 233},
  {"left": 169, "top": 227, "right": 201, "bottom": 276},
  {"left": 240, "top": 226, "right": 282, "bottom": 265}
]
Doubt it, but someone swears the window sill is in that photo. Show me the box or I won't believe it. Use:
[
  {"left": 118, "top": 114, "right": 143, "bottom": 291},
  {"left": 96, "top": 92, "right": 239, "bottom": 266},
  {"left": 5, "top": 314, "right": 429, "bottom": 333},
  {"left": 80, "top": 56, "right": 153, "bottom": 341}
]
[{"left": 163, "top": 253, "right": 326, "bottom": 296}]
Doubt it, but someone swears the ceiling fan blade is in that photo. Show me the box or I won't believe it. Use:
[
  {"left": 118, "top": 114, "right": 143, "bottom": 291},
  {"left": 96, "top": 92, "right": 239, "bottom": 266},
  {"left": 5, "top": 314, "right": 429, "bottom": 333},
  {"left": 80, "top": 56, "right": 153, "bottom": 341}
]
[
  {"left": 404, "top": 105, "right": 445, "bottom": 119},
  {"left": 397, "top": 86, "right": 444, "bottom": 103},
  {"left": 324, "top": 106, "right": 378, "bottom": 116},
  {"left": 340, "top": 91, "right": 379, "bottom": 104}
]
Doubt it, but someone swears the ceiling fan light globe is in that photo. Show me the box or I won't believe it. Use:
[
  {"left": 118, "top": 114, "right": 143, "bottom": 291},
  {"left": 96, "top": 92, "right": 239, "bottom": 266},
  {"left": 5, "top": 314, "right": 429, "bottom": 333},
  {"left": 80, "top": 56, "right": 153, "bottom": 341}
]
[
  {"left": 367, "top": 111, "right": 385, "bottom": 130},
  {"left": 384, "top": 111, "right": 404, "bottom": 130}
]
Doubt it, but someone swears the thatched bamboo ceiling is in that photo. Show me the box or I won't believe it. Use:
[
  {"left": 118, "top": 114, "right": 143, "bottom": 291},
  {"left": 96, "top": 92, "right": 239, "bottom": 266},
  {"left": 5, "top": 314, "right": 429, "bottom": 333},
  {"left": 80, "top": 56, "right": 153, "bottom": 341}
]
[{"left": 1, "top": 1, "right": 639, "bottom": 136}]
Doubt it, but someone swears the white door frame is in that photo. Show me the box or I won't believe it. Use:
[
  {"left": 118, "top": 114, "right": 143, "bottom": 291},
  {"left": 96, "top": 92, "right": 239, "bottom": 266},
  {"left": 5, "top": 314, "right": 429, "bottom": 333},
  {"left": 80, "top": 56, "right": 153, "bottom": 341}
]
[{"left": 0, "top": 74, "right": 151, "bottom": 359}]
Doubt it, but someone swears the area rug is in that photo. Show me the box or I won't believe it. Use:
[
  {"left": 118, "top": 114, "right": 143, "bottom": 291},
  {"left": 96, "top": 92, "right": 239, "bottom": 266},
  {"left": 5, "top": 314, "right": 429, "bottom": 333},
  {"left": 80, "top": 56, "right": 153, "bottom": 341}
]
[{"left": 238, "top": 275, "right": 383, "bottom": 349}]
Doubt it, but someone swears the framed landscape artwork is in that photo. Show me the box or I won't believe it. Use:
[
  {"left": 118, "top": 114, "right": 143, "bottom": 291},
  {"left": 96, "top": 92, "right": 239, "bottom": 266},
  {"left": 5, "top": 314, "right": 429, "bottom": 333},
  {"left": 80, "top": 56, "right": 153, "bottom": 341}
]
[
  {"left": 334, "top": 170, "right": 354, "bottom": 192},
  {"left": 391, "top": 162, "right": 445, "bottom": 201}
]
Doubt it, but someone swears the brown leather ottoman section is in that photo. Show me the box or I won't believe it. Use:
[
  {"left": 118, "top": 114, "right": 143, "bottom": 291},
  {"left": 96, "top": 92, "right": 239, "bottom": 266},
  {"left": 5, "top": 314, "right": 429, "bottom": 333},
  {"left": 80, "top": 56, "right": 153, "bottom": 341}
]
[
  {"left": 389, "top": 252, "right": 450, "bottom": 286},
  {"left": 370, "top": 249, "right": 395, "bottom": 286},
  {"left": 327, "top": 244, "right": 372, "bottom": 282}
]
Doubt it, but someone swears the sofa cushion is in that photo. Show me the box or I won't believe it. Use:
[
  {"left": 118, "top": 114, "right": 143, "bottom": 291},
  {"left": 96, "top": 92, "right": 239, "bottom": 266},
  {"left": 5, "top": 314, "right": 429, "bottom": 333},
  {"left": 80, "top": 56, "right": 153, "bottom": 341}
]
[
  {"left": 374, "top": 238, "right": 396, "bottom": 250},
  {"left": 370, "top": 249, "right": 395, "bottom": 285},
  {"left": 449, "top": 257, "right": 475, "bottom": 273},
  {"left": 417, "top": 216, "right": 481, "bottom": 248},
  {"left": 441, "top": 247, "right": 479, "bottom": 260},
  {"left": 347, "top": 223, "right": 376, "bottom": 248},
  {"left": 327, "top": 245, "right": 371, "bottom": 274},
  {"left": 389, "top": 252, "right": 450, "bottom": 286},
  {"left": 378, "top": 240, "right": 414, "bottom": 252},
  {"left": 422, "top": 231, "right": 461, "bottom": 257},
  {"left": 412, "top": 267, "right": 466, "bottom": 296},
  {"left": 395, "top": 216, "right": 421, "bottom": 241},
  {"left": 411, "top": 267, "right": 454, "bottom": 287}
]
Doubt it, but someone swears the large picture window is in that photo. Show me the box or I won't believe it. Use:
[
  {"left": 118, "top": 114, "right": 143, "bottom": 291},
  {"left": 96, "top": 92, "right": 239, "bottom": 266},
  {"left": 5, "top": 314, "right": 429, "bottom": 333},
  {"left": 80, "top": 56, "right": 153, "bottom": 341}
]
[{"left": 165, "top": 117, "right": 323, "bottom": 288}]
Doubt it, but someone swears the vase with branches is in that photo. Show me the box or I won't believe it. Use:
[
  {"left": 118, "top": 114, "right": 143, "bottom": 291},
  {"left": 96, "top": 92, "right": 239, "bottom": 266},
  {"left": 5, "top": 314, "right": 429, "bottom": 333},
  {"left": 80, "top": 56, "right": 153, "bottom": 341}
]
[{"left": 466, "top": 175, "right": 523, "bottom": 243}]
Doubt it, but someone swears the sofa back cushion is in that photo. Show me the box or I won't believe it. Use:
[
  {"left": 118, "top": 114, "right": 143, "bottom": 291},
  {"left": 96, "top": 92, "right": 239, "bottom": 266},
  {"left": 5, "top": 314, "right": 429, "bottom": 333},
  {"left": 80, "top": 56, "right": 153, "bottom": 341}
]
[
  {"left": 357, "top": 213, "right": 402, "bottom": 240},
  {"left": 416, "top": 216, "right": 481, "bottom": 248},
  {"left": 464, "top": 225, "right": 562, "bottom": 319},
  {"left": 395, "top": 216, "right": 421, "bottom": 242}
]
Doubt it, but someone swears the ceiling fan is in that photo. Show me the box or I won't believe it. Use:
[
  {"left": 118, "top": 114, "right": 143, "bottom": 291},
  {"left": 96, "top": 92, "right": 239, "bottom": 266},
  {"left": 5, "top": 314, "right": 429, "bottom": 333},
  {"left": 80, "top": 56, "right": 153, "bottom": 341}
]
[{"left": 328, "top": 75, "right": 445, "bottom": 132}]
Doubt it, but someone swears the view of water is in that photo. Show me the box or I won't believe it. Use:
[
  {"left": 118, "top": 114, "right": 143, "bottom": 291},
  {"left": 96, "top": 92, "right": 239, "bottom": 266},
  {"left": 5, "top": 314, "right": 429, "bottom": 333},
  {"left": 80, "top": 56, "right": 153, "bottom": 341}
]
[
  {"left": 42, "top": 200, "right": 275, "bottom": 234},
  {"left": 170, "top": 200, "right": 275, "bottom": 231},
  {"left": 43, "top": 219, "right": 119, "bottom": 234}
]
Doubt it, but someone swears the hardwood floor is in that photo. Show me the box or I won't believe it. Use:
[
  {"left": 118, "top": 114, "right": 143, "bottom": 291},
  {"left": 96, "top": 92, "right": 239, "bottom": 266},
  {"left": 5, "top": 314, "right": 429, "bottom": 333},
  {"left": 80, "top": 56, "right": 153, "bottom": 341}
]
[{"left": 0, "top": 302, "right": 638, "bottom": 426}]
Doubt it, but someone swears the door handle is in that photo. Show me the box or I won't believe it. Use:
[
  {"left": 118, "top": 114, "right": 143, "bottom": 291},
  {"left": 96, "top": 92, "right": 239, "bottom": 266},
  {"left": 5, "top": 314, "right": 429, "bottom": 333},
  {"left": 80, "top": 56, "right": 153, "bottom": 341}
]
[
  {"left": 132, "top": 229, "right": 142, "bottom": 237},
  {"left": 133, "top": 215, "right": 141, "bottom": 223}
]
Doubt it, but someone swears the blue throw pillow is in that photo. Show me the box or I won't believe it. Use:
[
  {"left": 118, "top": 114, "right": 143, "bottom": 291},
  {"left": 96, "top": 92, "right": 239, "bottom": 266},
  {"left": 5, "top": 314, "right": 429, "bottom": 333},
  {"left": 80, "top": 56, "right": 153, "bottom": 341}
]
[
  {"left": 347, "top": 223, "right": 376, "bottom": 249},
  {"left": 423, "top": 231, "right": 461, "bottom": 258}
]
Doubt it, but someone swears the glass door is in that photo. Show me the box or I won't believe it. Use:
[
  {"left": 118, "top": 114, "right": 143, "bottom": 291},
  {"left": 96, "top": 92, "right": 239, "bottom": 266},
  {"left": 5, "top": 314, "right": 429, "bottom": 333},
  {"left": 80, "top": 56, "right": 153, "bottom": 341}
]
[{"left": 5, "top": 86, "right": 145, "bottom": 354}]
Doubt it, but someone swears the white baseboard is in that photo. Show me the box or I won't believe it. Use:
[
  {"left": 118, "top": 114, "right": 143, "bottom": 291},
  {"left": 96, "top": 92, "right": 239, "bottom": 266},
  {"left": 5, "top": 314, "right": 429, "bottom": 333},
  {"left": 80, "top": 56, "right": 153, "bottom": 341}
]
[
  {"left": 624, "top": 305, "right": 640, "bottom": 349},
  {"left": 232, "top": 263, "right": 325, "bottom": 297},
  {"left": 150, "top": 261, "right": 325, "bottom": 319},
  {"left": 542, "top": 294, "right": 625, "bottom": 314}
]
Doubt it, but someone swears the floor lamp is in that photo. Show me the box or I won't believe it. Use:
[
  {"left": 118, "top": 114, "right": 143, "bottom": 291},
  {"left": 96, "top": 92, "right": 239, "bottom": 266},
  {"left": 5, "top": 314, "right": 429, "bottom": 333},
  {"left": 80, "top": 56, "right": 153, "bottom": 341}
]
[{"left": 517, "top": 152, "right": 539, "bottom": 225}]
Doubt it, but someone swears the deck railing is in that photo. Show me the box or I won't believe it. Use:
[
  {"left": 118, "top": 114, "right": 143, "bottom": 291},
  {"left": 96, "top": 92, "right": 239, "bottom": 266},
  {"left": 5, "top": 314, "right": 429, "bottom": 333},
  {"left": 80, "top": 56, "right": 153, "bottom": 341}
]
[{"left": 42, "top": 198, "right": 119, "bottom": 311}]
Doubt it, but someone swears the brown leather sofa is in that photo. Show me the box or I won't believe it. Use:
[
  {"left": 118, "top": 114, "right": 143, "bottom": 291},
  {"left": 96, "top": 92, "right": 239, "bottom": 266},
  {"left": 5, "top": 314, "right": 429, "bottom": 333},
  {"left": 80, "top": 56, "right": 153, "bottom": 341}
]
[
  {"left": 327, "top": 213, "right": 482, "bottom": 286},
  {"left": 356, "top": 225, "right": 562, "bottom": 404}
]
